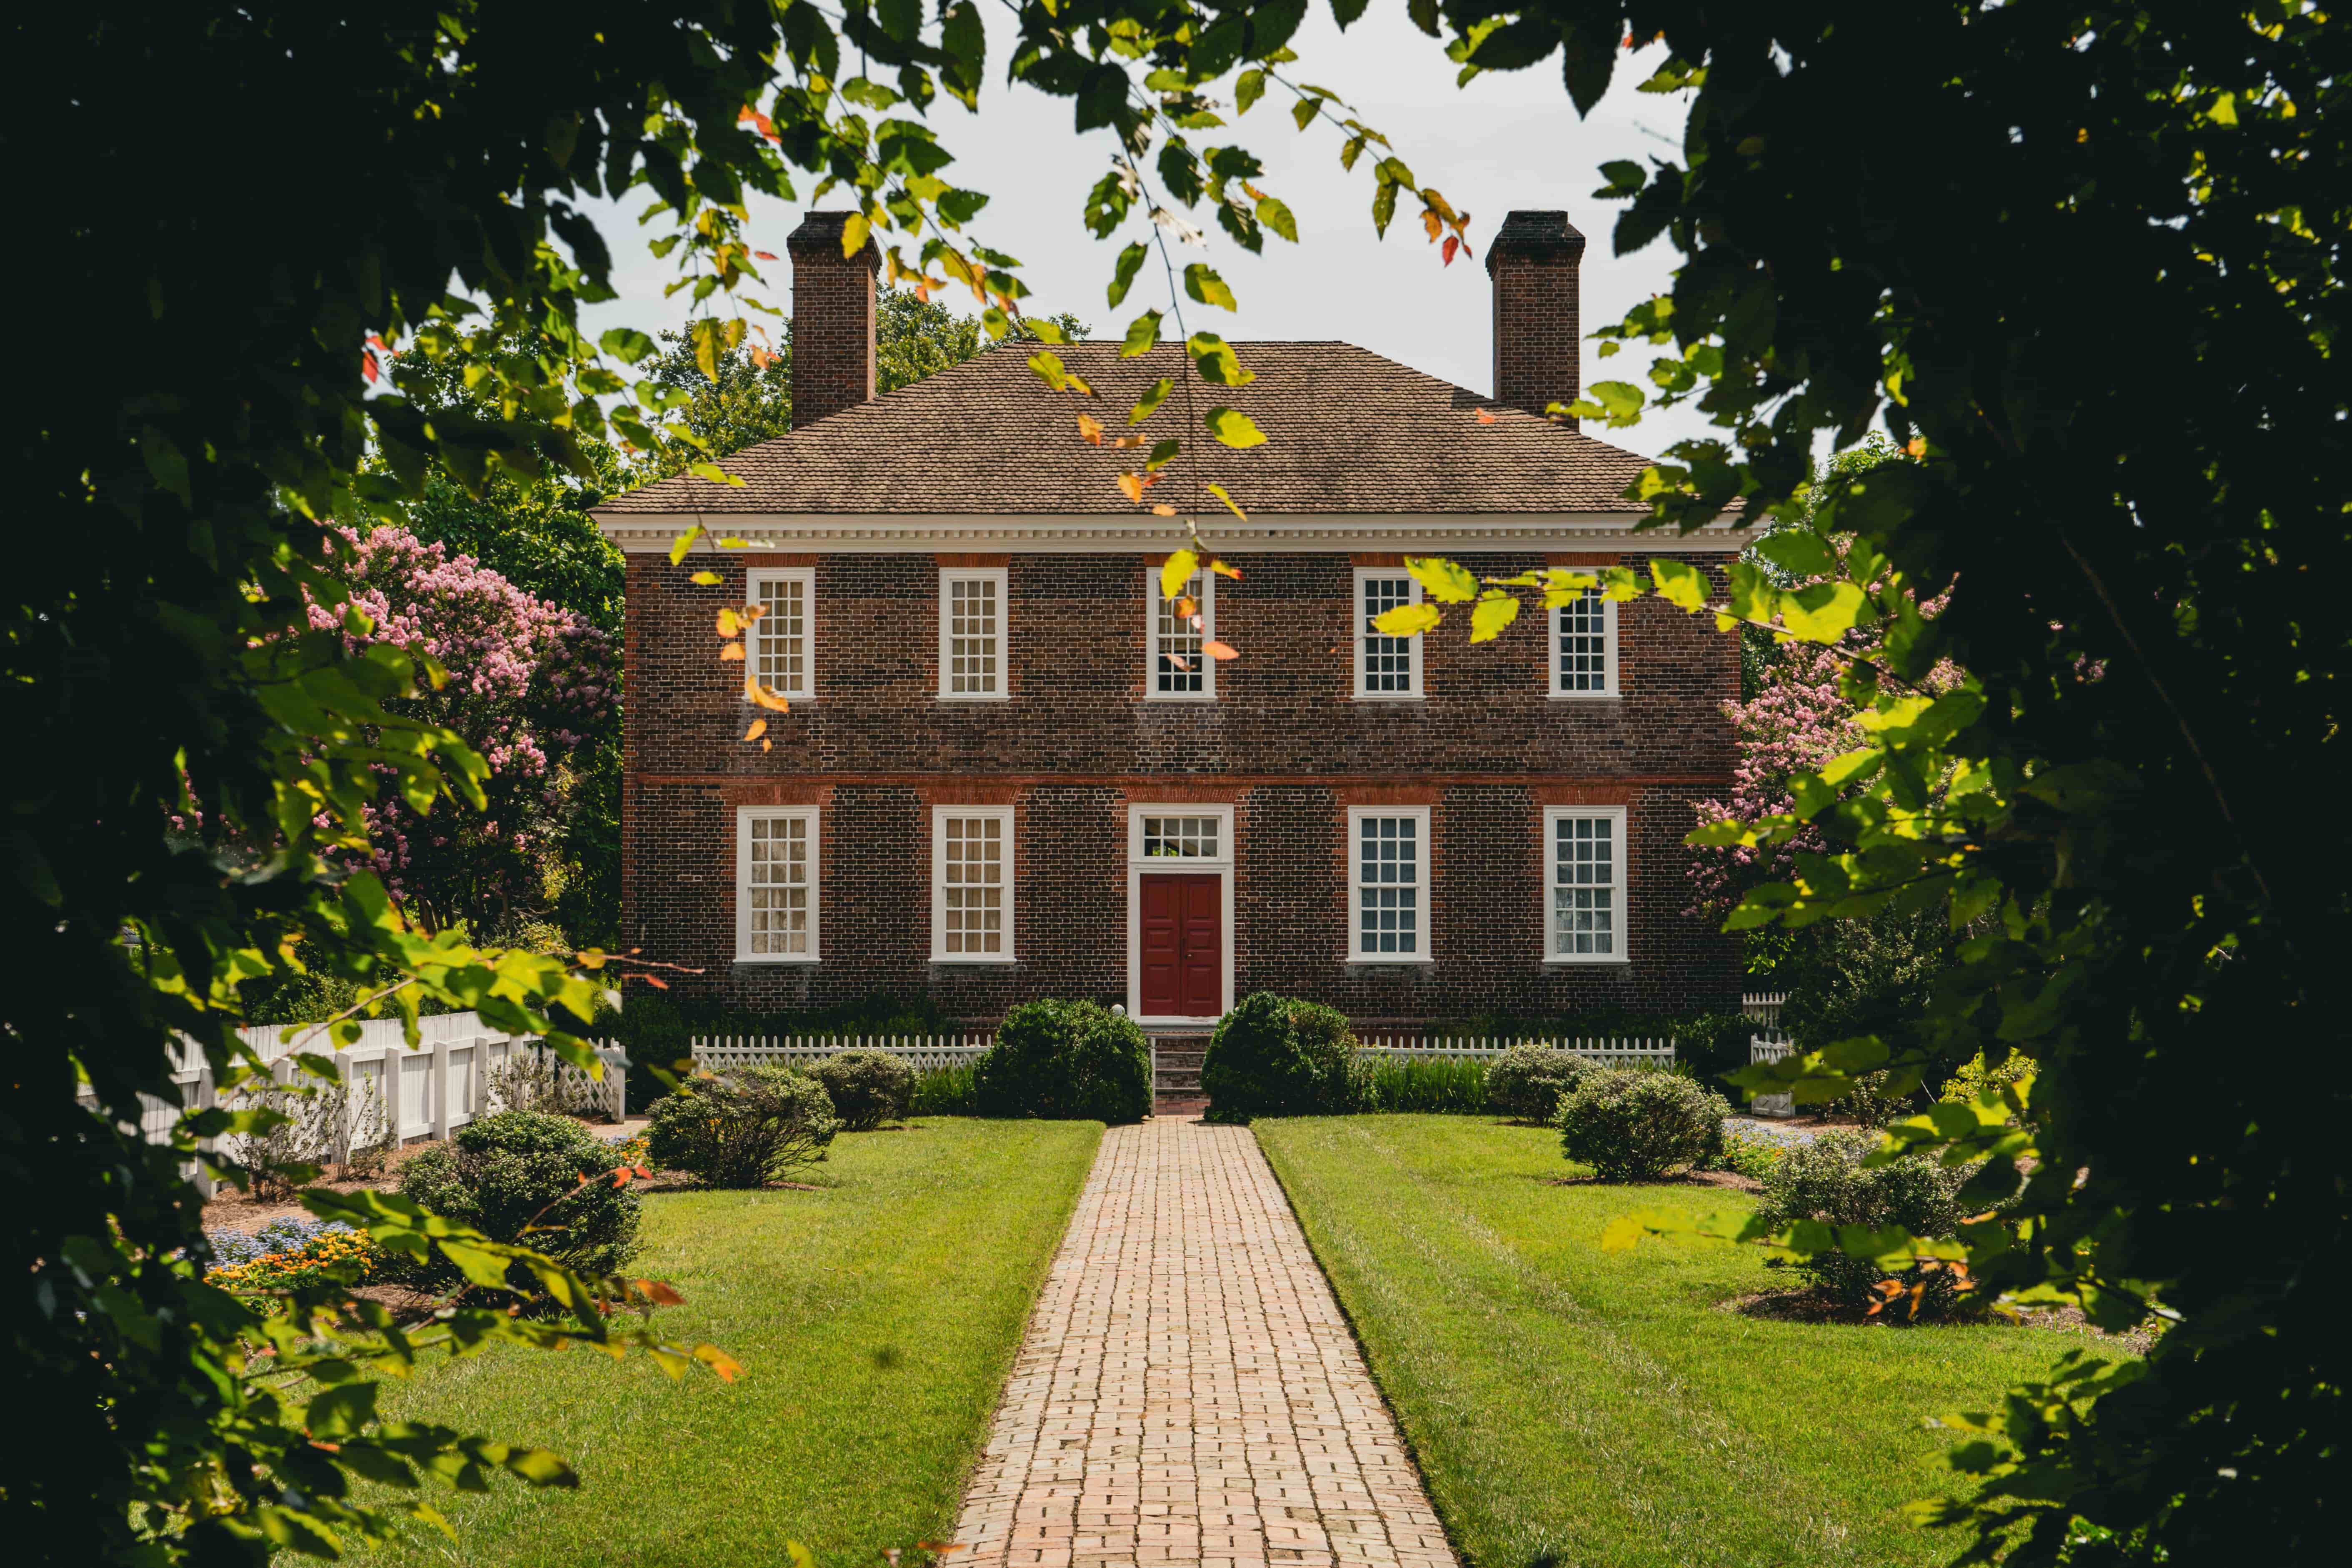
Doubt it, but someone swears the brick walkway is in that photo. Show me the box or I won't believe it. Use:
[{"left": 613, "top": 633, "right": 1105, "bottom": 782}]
[{"left": 951, "top": 1117, "right": 1454, "bottom": 1568}]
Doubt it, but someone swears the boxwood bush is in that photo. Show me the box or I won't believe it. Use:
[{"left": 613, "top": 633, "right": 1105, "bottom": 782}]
[
  {"left": 1750, "top": 1129, "right": 1974, "bottom": 1318},
  {"left": 1556, "top": 1069, "right": 1729, "bottom": 1181},
  {"left": 397, "top": 1110, "right": 641, "bottom": 1285},
  {"left": 811, "top": 1048, "right": 917, "bottom": 1130},
  {"left": 973, "top": 999, "right": 1152, "bottom": 1123},
  {"left": 1201, "top": 993, "right": 1362, "bottom": 1120},
  {"left": 1484, "top": 1044, "right": 1596, "bottom": 1121},
  {"left": 648, "top": 1063, "right": 841, "bottom": 1187}
]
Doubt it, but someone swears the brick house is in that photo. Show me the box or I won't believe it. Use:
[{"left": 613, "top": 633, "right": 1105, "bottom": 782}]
[{"left": 593, "top": 209, "right": 1742, "bottom": 1032}]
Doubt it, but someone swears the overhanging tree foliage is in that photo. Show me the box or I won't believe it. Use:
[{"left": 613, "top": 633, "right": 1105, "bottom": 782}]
[{"left": 11, "top": 1, "right": 2343, "bottom": 1562}]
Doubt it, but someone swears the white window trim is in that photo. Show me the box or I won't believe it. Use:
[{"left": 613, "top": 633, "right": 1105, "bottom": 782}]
[
  {"left": 937, "top": 566, "right": 1010, "bottom": 701},
  {"left": 930, "top": 804, "right": 1016, "bottom": 963},
  {"left": 1125, "top": 804, "right": 1237, "bottom": 1025},
  {"left": 1143, "top": 565, "right": 1217, "bottom": 702},
  {"left": 1543, "top": 804, "right": 1631, "bottom": 965},
  {"left": 744, "top": 567, "right": 817, "bottom": 701},
  {"left": 1548, "top": 591, "right": 1620, "bottom": 701},
  {"left": 1352, "top": 568, "right": 1425, "bottom": 701},
  {"left": 1345, "top": 804, "right": 1435, "bottom": 964},
  {"left": 734, "top": 806, "right": 820, "bottom": 964}
]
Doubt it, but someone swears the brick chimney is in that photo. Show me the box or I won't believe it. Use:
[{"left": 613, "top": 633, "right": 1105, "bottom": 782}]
[
  {"left": 787, "top": 211, "right": 881, "bottom": 428},
  {"left": 1486, "top": 210, "right": 1588, "bottom": 422}
]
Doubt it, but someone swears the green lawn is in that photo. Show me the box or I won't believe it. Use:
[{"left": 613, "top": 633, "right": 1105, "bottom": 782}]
[
  {"left": 352, "top": 1119, "right": 1102, "bottom": 1568},
  {"left": 1255, "top": 1115, "right": 2126, "bottom": 1568}
]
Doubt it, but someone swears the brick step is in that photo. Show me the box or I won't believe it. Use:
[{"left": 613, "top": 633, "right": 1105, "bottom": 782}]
[{"left": 1154, "top": 1048, "right": 1207, "bottom": 1068}]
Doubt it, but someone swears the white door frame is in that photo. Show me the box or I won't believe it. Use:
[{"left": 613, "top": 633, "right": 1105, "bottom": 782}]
[{"left": 1125, "top": 804, "right": 1236, "bottom": 1027}]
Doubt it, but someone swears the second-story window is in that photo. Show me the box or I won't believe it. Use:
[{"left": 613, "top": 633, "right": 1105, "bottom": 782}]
[
  {"left": 939, "top": 567, "right": 1008, "bottom": 700},
  {"left": 1354, "top": 569, "right": 1424, "bottom": 699},
  {"left": 1147, "top": 565, "right": 1215, "bottom": 699},
  {"left": 746, "top": 568, "right": 814, "bottom": 699},
  {"left": 1552, "top": 588, "right": 1617, "bottom": 697}
]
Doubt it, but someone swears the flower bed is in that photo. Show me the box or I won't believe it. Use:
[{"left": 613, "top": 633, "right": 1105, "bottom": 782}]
[{"left": 205, "top": 1217, "right": 384, "bottom": 1291}]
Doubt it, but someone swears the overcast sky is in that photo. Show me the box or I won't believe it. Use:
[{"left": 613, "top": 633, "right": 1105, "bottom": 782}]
[{"left": 576, "top": 17, "right": 1718, "bottom": 465}]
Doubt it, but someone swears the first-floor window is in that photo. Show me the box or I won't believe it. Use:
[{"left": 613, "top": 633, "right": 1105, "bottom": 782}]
[
  {"left": 1545, "top": 807, "right": 1625, "bottom": 960},
  {"left": 1349, "top": 807, "right": 1432, "bottom": 960},
  {"left": 736, "top": 807, "right": 818, "bottom": 961},
  {"left": 933, "top": 806, "right": 1014, "bottom": 961}
]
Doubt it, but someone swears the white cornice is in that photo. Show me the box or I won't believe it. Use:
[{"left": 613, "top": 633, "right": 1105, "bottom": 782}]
[{"left": 594, "top": 511, "right": 1739, "bottom": 555}]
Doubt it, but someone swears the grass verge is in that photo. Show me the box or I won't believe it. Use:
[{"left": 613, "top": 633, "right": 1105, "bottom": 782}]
[
  {"left": 352, "top": 1118, "right": 1100, "bottom": 1568},
  {"left": 1255, "top": 1115, "right": 2127, "bottom": 1568}
]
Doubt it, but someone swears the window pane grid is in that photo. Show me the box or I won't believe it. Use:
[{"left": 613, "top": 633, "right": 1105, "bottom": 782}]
[
  {"left": 746, "top": 815, "right": 809, "bottom": 955},
  {"left": 948, "top": 578, "right": 999, "bottom": 694},
  {"left": 1360, "top": 577, "right": 1414, "bottom": 692},
  {"left": 1142, "top": 815, "right": 1220, "bottom": 859},
  {"left": 1154, "top": 571, "right": 1206, "bottom": 694},
  {"left": 754, "top": 576, "right": 807, "bottom": 695},
  {"left": 1556, "top": 589, "right": 1609, "bottom": 693},
  {"left": 1552, "top": 816, "right": 1617, "bottom": 956},
  {"left": 941, "top": 815, "right": 1004, "bottom": 954},
  {"left": 1356, "top": 816, "right": 1420, "bottom": 955}
]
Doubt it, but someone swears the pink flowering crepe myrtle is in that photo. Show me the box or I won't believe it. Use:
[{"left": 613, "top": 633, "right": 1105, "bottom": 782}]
[{"left": 309, "top": 526, "right": 616, "bottom": 934}]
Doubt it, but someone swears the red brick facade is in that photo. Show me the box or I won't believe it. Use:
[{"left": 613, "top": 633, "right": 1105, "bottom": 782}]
[
  {"left": 785, "top": 213, "right": 879, "bottom": 428},
  {"left": 1487, "top": 211, "right": 1587, "bottom": 421},
  {"left": 619, "top": 550, "right": 1743, "bottom": 1027}
]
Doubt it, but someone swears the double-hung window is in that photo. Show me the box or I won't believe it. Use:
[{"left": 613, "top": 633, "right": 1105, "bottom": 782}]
[
  {"left": 1551, "top": 589, "right": 1617, "bottom": 698},
  {"left": 736, "top": 807, "right": 819, "bottom": 962},
  {"left": 1348, "top": 807, "right": 1432, "bottom": 962},
  {"left": 746, "top": 568, "right": 814, "bottom": 700},
  {"left": 1545, "top": 806, "right": 1626, "bottom": 961},
  {"left": 1147, "top": 564, "right": 1216, "bottom": 699},
  {"left": 1353, "top": 569, "right": 1424, "bottom": 699},
  {"left": 932, "top": 806, "right": 1014, "bottom": 961},
  {"left": 938, "top": 567, "right": 1008, "bottom": 699}
]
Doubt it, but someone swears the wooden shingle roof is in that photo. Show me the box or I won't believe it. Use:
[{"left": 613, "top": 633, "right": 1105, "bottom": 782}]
[{"left": 593, "top": 341, "right": 1653, "bottom": 518}]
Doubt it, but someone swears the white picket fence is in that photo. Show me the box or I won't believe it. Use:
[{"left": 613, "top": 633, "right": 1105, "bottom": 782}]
[
  {"left": 691, "top": 1034, "right": 993, "bottom": 1073},
  {"left": 82, "top": 1012, "right": 627, "bottom": 1191},
  {"left": 1358, "top": 1035, "right": 1679, "bottom": 1068},
  {"left": 1748, "top": 1029, "right": 1796, "bottom": 1118},
  {"left": 1741, "top": 992, "right": 1789, "bottom": 1028}
]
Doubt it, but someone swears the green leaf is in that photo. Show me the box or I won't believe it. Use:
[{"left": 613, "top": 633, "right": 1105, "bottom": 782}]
[
  {"left": 598, "top": 328, "right": 656, "bottom": 364},
  {"left": 687, "top": 462, "right": 743, "bottom": 487},
  {"left": 1756, "top": 528, "right": 1838, "bottom": 580},
  {"left": 1585, "top": 380, "right": 1646, "bottom": 423},
  {"left": 1187, "top": 333, "right": 1254, "bottom": 386},
  {"left": 1107, "top": 242, "right": 1149, "bottom": 308},
  {"left": 1373, "top": 603, "right": 1443, "bottom": 637},
  {"left": 1161, "top": 549, "right": 1201, "bottom": 600},
  {"left": 1469, "top": 591, "right": 1522, "bottom": 643},
  {"left": 1145, "top": 439, "right": 1181, "bottom": 472},
  {"left": 1235, "top": 69, "right": 1267, "bottom": 115},
  {"left": 437, "top": 1240, "right": 516, "bottom": 1291},
  {"left": 1121, "top": 310, "right": 1163, "bottom": 357},
  {"left": 1027, "top": 351, "right": 1071, "bottom": 391},
  {"left": 501, "top": 1447, "right": 579, "bottom": 1488},
  {"left": 1255, "top": 196, "right": 1298, "bottom": 243},
  {"left": 1204, "top": 407, "right": 1265, "bottom": 448},
  {"left": 1405, "top": 556, "right": 1477, "bottom": 604},
  {"left": 1778, "top": 581, "right": 1869, "bottom": 643},
  {"left": 1183, "top": 263, "right": 1237, "bottom": 311},
  {"left": 839, "top": 211, "right": 871, "bottom": 258},
  {"left": 1205, "top": 482, "right": 1247, "bottom": 520},
  {"left": 1650, "top": 559, "right": 1709, "bottom": 611},
  {"left": 306, "top": 1382, "right": 380, "bottom": 1441},
  {"left": 1130, "top": 378, "right": 1174, "bottom": 426}
]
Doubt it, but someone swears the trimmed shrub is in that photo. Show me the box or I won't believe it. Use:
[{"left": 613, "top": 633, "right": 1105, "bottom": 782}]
[
  {"left": 973, "top": 1000, "right": 1152, "bottom": 1123},
  {"left": 812, "top": 1049, "right": 918, "bottom": 1130},
  {"left": 1484, "top": 1044, "right": 1596, "bottom": 1121},
  {"left": 1201, "top": 993, "right": 1360, "bottom": 1120},
  {"left": 1358, "top": 1054, "right": 1485, "bottom": 1113},
  {"left": 397, "top": 1110, "right": 641, "bottom": 1283},
  {"left": 1750, "top": 1130, "right": 1971, "bottom": 1318},
  {"left": 648, "top": 1064, "right": 841, "bottom": 1187},
  {"left": 1556, "top": 1069, "right": 1729, "bottom": 1180}
]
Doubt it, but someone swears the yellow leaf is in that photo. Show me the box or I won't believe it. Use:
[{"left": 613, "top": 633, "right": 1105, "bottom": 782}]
[
  {"left": 1778, "top": 580, "right": 1869, "bottom": 643},
  {"left": 1373, "top": 603, "right": 1443, "bottom": 637},
  {"left": 689, "top": 571, "right": 722, "bottom": 586},
  {"left": 744, "top": 720, "right": 767, "bottom": 741},
  {"left": 1117, "top": 473, "right": 1145, "bottom": 504},
  {"left": 1468, "top": 591, "right": 1521, "bottom": 643},
  {"left": 1405, "top": 556, "right": 1477, "bottom": 604},
  {"left": 718, "top": 643, "right": 745, "bottom": 661},
  {"left": 693, "top": 1343, "right": 745, "bottom": 1383},
  {"left": 1204, "top": 482, "right": 1247, "bottom": 520},
  {"left": 761, "top": 738, "right": 773, "bottom": 753},
  {"left": 688, "top": 462, "right": 744, "bottom": 487},
  {"left": 1599, "top": 1214, "right": 1646, "bottom": 1253},
  {"left": 1151, "top": 503, "right": 1177, "bottom": 517},
  {"left": 1160, "top": 549, "right": 1200, "bottom": 601},
  {"left": 1076, "top": 413, "right": 1105, "bottom": 445},
  {"left": 744, "top": 680, "right": 792, "bottom": 712},
  {"left": 1210, "top": 560, "right": 1242, "bottom": 580},
  {"left": 1650, "top": 559, "right": 1709, "bottom": 612},
  {"left": 716, "top": 609, "right": 743, "bottom": 636},
  {"left": 1204, "top": 407, "right": 1265, "bottom": 448},
  {"left": 840, "top": 211, "right": 871, "bottom": 257},
  {"left": 668, "top": 525, "right": 704, "bottom": 566}
]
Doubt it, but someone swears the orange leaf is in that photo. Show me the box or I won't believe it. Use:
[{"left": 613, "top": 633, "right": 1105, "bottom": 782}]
[
  {"left": 744, "top": 679, "right": 792, "bottom": 712},
  {"left": 719, "top": 642, "right": 745, "bottom": 661},
  {"left": 1151, "top": 503, "right": 1177, "bottom": 517},
  {"left": 1165, "top": 652, "right": 1190, "bottom": 670},
  {"left": 1210, "top": 560, "right": 1243, "bottom": 581},
  {"left": 745, "top": 719, "right": 768, "bottom": 741},
  {"left": 754, "top": 249, "right": 778, "bottom": 260},
  {"left": 1443, "top": 235, "right": 1460, "bottom": 267},
  {"left": 1475, "top": 408, "right": 1497, "bottom": 424},
  {"left": 761, "top": 738, "right": 773, "bottom": 753},
  {"left": 1116, "top": 473, "right": 1145, "bottom": 504},
  {"left": 361, "top": 351, "right": 379, "bottom": 383},
  {"left": 366, "top": 333, "right": 390, "bottom": 353},
  {"left": 634, "top": 1166, "right": 653, "bottom": 1180},
  {"left": 1076, "top": 413, "right": 1105, "bottom": 445},
  {"left": 694, "top": 1343, "right": 744, "bottom": 1383},
  {"left": 1204, "top": 640, "right": 1240, "bottom": 661},
  {"left": 612, "top": 1169, "right": 632, "bottom": 1187}
]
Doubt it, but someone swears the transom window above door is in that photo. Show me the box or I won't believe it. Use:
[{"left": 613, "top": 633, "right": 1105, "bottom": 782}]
[{"left": 1142, "top": 815, "right": 1221, "bottom": 859}]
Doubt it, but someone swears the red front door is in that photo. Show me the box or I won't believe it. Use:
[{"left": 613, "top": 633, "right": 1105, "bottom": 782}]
[{"left": 1140, "top": 873, "right": 1221, "bottom": 1017}]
